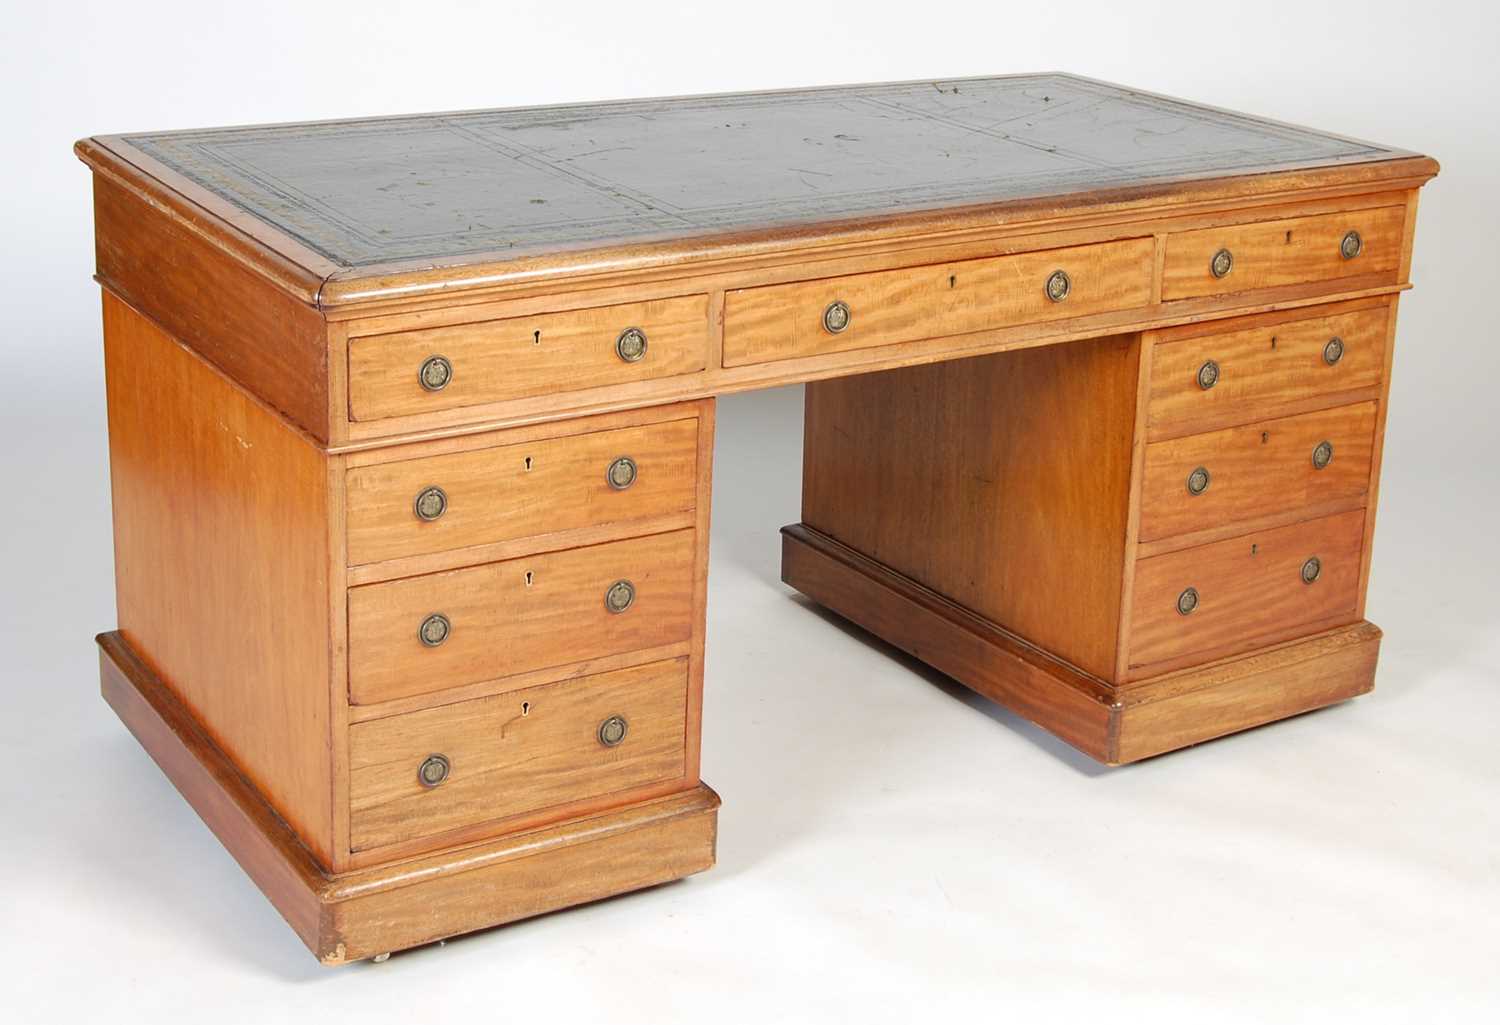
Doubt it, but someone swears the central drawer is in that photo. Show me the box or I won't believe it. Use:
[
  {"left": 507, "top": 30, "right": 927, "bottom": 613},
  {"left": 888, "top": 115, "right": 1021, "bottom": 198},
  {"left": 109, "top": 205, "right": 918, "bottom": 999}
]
[
  {"left": 722, "top": 238, "right": 1154, "bottom": 366},
  {"left": 349, "top": 658, "right": 690, "bottom": 851},
  {"left": 348, "top": 529, "right": 697, "bottom": 705}
]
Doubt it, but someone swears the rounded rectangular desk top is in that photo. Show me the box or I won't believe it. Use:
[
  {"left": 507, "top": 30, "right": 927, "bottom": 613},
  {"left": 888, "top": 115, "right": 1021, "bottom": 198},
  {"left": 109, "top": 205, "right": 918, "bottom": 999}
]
[{"left": 76, "top": 73, "right": 1433, "bottom": 309}]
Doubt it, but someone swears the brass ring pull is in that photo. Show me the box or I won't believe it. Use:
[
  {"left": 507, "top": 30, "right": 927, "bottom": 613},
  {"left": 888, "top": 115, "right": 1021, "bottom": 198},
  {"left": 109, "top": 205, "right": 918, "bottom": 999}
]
[
  {"left": 1340, "top": 230, "right": 1363, "bottom": 260},
  {"left": 1045, "top": 269, "right": 1072, "bottom": 302},
  {"left": 1301, "top": 557, "right": 1323, "bottom": 585},
  {"left": 414, "top": 485, "right": 447, "bottom": 521},
  {"left": 606, "top": 456, "right": 638, "bottom": 490},
  {"left": 418, "top": 354, "right": 453, "bottom": 392},
  {"left": 823, "top": 300, "right": 851, "bottom": 334},
  {"left": 598, "top": 715, "right": 629, "bottom": 748},
  {"left": 1197, "top": 360, "right": 1221, "bottom": 391},
  {"left": 1186, "top": 467, "right": 1211, "bottom": 496},
  {"left": 616, "top": 327, "right": 648, "bottom": 363},
  {"left": 605, "top": 580, "right": 636, "bottom": 614},
  {"left": 1312, "top": 440, "right": 1334, "bottom": 470},
  {"left": 417, "top": 753, "right": 450, "bottom": 788},
  {"left": 418, "top": 612, "right": 451, "bottom": 647},
  {"left": 1177, "top": 587, "right": 1200, "bottom": 616},
  {"left": 1210, "top": 248, "right": 1234, "bottom": 279}
]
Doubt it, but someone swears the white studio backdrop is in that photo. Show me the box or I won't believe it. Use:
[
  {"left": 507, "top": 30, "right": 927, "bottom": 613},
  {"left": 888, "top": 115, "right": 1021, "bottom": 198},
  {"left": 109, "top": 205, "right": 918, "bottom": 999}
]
[{"left": 1, "top": 2, "right": 1496, "bottom": 1022}]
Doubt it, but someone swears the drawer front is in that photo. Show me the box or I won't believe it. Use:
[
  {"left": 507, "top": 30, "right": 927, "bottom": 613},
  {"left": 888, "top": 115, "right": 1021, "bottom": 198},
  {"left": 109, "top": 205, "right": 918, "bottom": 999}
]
[
  {"left": 1147, "top": 306, "right": 1389, "bottom": 437},
  {"left": 1128, "top": 509, "right": 1365, "bottom": 671},
  {"left": 1138, "top": 402, "right": 1377, "bottom": 542},
  {"left": 1162, "top": 206, "right": 1405, "bottom": 301},
  {"left": 722, "top": 238, "right": 1155, "bottom": 367},
  {"left": 348, "top": 529, "right": 697, "bottom": 705},
  {"left": 347, "top": 417, "right": 700, "bottom": 565},
  {"left": 349, "top": 295, "right": 709, "bottom": 421},
  {"left": 349, "top": 658, "right": 689, "bottom": 850}
]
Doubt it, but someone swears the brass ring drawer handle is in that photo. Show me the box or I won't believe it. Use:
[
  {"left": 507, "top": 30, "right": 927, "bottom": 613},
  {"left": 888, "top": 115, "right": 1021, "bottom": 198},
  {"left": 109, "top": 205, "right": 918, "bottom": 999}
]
[
  {"left": 598, "top": 715, "right": 629, "bottom": 748},
  {"left": 413, "top": 485, "right": 448, "bottom": 521},
  {"left": 823, "top": 300, "right": 851, "bottom": 334},
  {"left": 417, "top": 753, "right": 451, "bottom": 788},
  {"left": 418, "top": 354, "right": 453, "bottom": 392},
  {"left": 418, "top": 612, "right": 451, "bottom": 647},
  {"left": 607, "top": 456, "right": 638, "bottom": 490},
  {"left": 1045, "top": 269, "right": 1072, "bottom": 302},
  {"left": 1323, "top": 336, "right": 1345, "bottom": 366},
  {"left": 1312, "top": 440, "right": 1334, "bottom": 470},
  {"left": 616, "top": 327, "right": 648, "bottom": 363},
  {"left": 1186, "top": 466, "right": 1211, "bottom": 496},
  {"left": 1176, "top": 587, "right": 1200, "bottom": 616},
  {"left": 1210, "top": 248, "right": 1234, "bottom": 279},
  {"left": 605, "top": 579, "right": 636, "bottom": 614},
  {"left": 1301, "top": 557, "right": 1323, "bottom": 585},
  {"left": 1340, "top": 230, "right": 1363, "bottom": 260},
  {"left": 1197, "top": 360, "right": 1220, "bottom": 390}
]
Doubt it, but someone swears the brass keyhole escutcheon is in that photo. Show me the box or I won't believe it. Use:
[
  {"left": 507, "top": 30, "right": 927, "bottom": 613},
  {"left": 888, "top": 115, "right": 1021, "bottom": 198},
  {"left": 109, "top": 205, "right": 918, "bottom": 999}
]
[
  {"left": 1312, "top": 440, "right": 1334, "bottom": 470},
  {"left": 607, "top": 456, "right": 638, "bottom": 490},
  {"left": 1210, "top": 248, "right": 1234, "bottom": 279},
  {"left": 418, "top": 612, "right": 451, "bottom": 647},
  {"left": 598, "top": 715, "right": 629, "bottom": 748},
  {"left": 605, "top": 580, "right": 636, "bottom": 614},
  {"left": 616, "top": 327, "right": 648, "bottom": 363},
  {"left": 413, "top": 485, "right": 448, "bottom": 521},
  {"left": 1323, "top": 336, "right": 1345, "bottom": 366},
  {"left": 418, "top": 354, "right": 453, "bottom": 392},
  {"left": 822, "top": 300, "right": 851, "bottom": 334},
  {"left": 1186, "top": 466, "right": 1211, "bottom": 496},
  {"left": 417, "top": 753, "right": 451, "bottom": 788},
  {"left": 1301, "top": 557, "right": 1323, "bottom": 585},
  {"left": 1340, "top": 230, "right": 1363, "bottom": 260},
  {"left": 1176, "top": 587, "right": 1200, "bottom": 616},
  {"left": 1197, "top": 360, "right": 1220, "bottom": 391},
  {"left": 1045, "top": 269, "right": 1072, "bottom": 303}
]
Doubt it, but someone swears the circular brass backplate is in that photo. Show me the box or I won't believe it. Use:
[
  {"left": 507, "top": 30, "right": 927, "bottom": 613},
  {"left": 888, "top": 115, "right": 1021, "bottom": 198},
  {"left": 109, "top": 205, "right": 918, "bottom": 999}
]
[
  {"left": 414, "top": 486, "right": 448, "bottom": 521},
  {"left": 418, "top": 355, "right": 453, "bottom": 392},
  {"left": 1186, "top": 466, "right": 1211, "bottom": 496},
  {"left": 418, "top": 612, "right": 451, "bottom": 647},
  {"left": 1045, "top": 269, "right": 1072, "bottom": 303},
  {"left": 1197, "top": 360, "right": 1221, "bottom": 390},
  {"left": 1312, "top": 440, "right": 1334, "bottom": 470},
  {"left": 1177, "top": 587, "right": 1200, "bottom": 616},
  {"left": 1301, "top": 557, "right": 1323, "bottom": 585},
  {"left": 605, "top": 579, "right": 636, "bottom": 614},
  {"left": 616, "top": 327, "right": 648, "bottom": 363},
  {"left": 1340, "top": 230, "right": 1363, "bottom": 260},
  {"left": 607, "top": 456, "right": 638, "bottom": 490},
  {"left": 1210, "top": 248, "right": 1234, "bottom": 279},
  {"left": 418, "top": 753, "right": 451, "bottom": 788},
  {"left": 598, "top": 715, "right": 629, "bottom": 747},
  {"left": 1323, "top": 336, "right": 1345, "bottom": 366},
  {"left": 822, "top": 300, "right": 851, "bottom": 334}
]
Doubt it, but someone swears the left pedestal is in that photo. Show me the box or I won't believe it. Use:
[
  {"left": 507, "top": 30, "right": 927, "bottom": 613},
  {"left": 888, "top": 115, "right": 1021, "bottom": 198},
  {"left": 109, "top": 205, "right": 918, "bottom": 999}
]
[{"left": 96, "top": 294, "right": 719, "bottom": 963}]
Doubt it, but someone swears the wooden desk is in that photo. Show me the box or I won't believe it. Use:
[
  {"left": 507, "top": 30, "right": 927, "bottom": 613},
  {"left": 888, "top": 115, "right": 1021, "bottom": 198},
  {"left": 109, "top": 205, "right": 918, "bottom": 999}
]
[{"left": 76, "top": 74, "right": 1437, "bottom": 963}]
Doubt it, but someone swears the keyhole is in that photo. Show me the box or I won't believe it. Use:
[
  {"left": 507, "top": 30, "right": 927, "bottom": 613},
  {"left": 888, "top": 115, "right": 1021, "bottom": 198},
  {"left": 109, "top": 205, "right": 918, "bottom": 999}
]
[
  {"left": 1251, "top": 543, "right": 1259, "bottom": 555},
  {"left": 949, "top": 275, "right": 957, "bottom": 289},
  {"left": 1261, "top": 432, "right": 1270, "bottom": 444},
  {"left": 1270, "top": 335, "right": 1278, "bottom": 350},
  {"left": 1285, "top": 230, "right": 1294, "bottom": 243},
  {"left": 533, "top": 330, "right": 541, "bottom": 345},
  {"left": 524, "top": 456, "right": 533, "bottom": 471},
  {"left": 524, "top": 570, "right": 534, "bottom": 587},
  {"left": 521, "top": 701, "right": 530, "bottom": 717}
]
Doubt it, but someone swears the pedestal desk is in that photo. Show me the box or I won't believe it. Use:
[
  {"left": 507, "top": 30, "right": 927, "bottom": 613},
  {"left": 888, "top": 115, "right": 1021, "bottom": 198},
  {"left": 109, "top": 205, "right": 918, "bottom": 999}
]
[{"left": 76, "top": 74, "right": 1437, "bottom": 963}]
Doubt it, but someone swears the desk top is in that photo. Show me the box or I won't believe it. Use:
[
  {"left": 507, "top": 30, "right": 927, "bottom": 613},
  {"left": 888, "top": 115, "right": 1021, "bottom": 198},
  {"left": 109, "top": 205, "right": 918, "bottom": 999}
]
[{"left": 79, "top": 74, "right": 1429, "bottom": 306}]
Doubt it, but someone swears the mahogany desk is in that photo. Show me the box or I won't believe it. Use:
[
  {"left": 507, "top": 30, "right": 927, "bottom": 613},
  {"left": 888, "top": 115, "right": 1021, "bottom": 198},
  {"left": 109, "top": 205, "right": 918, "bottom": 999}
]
[{"left": 76, "top": 74, "right": 1437, "bottom": 963}]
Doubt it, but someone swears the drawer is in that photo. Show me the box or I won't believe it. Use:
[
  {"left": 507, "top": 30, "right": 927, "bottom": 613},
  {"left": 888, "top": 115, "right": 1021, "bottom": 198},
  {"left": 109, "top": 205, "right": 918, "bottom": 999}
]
[
  {"left": 349, "top": 295, "right": 709, "bottom": 421},
  {"left": 349, "top": 658, "right": 689, "bottom": 850},
  {"left": 347, "top": 416, "right": 700, "bottom": 565},
  {"left": 1127, "top": 509, "right": 1365, "bottom": 672},
  {"left": 1161, "top": 206, "right": 1405, "bottom": 301},
  {"left": 348, "top": 529, "right": 697, "bottom": 705},
  {"left": 1147, "top": 306, "right": 1389, "bottom": 437},
  {"left": 722, "top": 238, "right": 1155, "bottom": 367},
  {"left": 1138, "top": 402, "right": 1377, "bottom": 542}
]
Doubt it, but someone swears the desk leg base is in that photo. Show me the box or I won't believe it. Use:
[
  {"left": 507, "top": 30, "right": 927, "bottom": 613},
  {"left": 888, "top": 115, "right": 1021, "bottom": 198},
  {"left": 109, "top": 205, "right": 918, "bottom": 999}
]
[
  {"left": 781, "top": 524, "right": 1380, "bottom": 765},
  {"left": 96, "top": 631, "right": 720, "bottom": 964}
]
